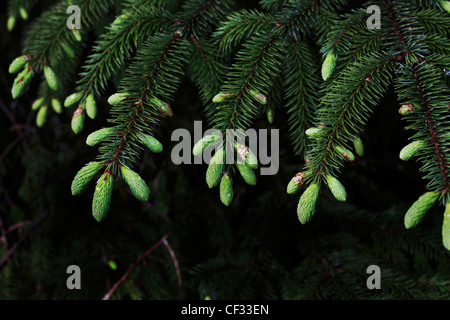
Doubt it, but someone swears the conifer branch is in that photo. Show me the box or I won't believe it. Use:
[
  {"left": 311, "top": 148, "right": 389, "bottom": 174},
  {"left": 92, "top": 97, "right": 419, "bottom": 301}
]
[
  {"left": 212, "top": 34, "right": 286, "bottom": 132},
  {"left": 101, "top": 31, "right": 186, "bottom": 170},
  {"left": 410, "top": 64, "right": 449, "bottom": 195},
  {"left": 23, "top": 0, "right": 116, "bottom": 73},
  {"left": 74, "top": 5, "right": 179, "bottom": 105},
  {"left": 307, "top": 53, "right": 398, "bottom": 182},
  {"left": 283, "top": 35, "right": 319, "bottom": 156},
  {"left": 213, "top": 10, "right": 279, "bottom": 55}
]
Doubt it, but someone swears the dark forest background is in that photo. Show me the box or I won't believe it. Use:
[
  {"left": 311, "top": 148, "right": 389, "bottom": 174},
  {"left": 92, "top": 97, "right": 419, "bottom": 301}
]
[{"left": 1, "top": 0, "right": 449, "bottom": 300}]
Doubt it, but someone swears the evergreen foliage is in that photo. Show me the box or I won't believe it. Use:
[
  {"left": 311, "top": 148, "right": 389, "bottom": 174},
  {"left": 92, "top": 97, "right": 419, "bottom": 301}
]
[{"left": 2, "top": 0, "right": 450, "bottom": 300}]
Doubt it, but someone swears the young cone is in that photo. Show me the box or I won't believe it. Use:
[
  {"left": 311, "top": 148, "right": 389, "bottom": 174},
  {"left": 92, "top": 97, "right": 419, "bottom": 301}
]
[
  {"left": 440, "top": 0, "right": 450, "bottom": 13},
  {"left": 287, "top": 172, "right": 306, "bottom": 194},
  {"left": 61, "top": 41, "right": 75, "bottom": 58},
  {"left": 72, "top": 28, "right": 82, "bottom": 42},
  {"left": 400, "top": 140, "right": 426, "bottom": 161},
  {"left": 267, "top": 108, "right": 274, "bottom": 124},
  {"left": 12, "top": 68, "right": 34, "bottom": 99},
  {"left": 32, "top": 98, "right": 45, "bottom": 111},
  {"left": 353, "top": 137, "right": 364, "bottom": 157},
  {"left": 7, "top": 16, "right": 16, "bottom": 32},
  {"left": 193, "top": 134, "right": 221, "bottom": 156},
  {"left": 220, "top": 173, "right": 233, "bottom": 206},
  {"left": 305, "top": 127, "right": 322, "bottom": 138},
  {"left": 43, "top": 66, "right": 59, "bottom": 91},
  {"left": 71, "top": 106, "right": 85, "bottom": 134},
  {"left": 404, "top": 191, "right": 440, "bottom": 229},
  {"left": 92, "top": 172, "right": 113, "bottom": 222},
  {"left": 19, "top": 7, "right": 28, "bottom": 20},
  {"left": 108, "top": 93, "right": 129, "bottom": 106},
  {"left": 86, "top": 128, "right": 115, "bottom": 146},
  {"left": 138, "top": 133, "right": 163, "bottom": 153},
  {"left": 321, "top": 52, "right": 336, "bottom": 81},
  {"left": 36, "top": 106, "right": 48, "bottom": 127},
  {"left": 398, "top": 103, "right": 416, "bottom": 115},
  {"left": 86, "top": 94, "right": 97, "bottom": 119},
  {"left": 150, "top": 97, "right": 172, "bottom": 117},
  {"left": 120, "top": 166, "right": 150, "bottom": 201},
  {"left": 51, "top": 97, "right": 62, "bottom": 114},
  {"left": 326, "top": 175, "right": 347, "bottom": 202},
  {"left": 235, "top": 144, "right": 258, "bottom": 169},
  {"left": 9, "top": 56, "right": 28, "bottom": 74},
  {"left": 336, "top": 146, "right": 355, "bottom": 162},
  {"left": 71, "top": 161, "right": 105, "bottom": 195},
  {"left": 297, "top": 183, "right": 320, "bottom": 224},
  {"left": 206, "top": 148, "right": 225, "bottom": 188},
  {"left": 236, "top": 161, "right": 257, "bottom": 185},
  {"left": 249, "top": 89, "right": 267, "bottom": 104},
  {"left": 212, "top": 92, "right": 232, "bottom": 103},
  {"left": 64, "top": 92, "right": 82, "bottom": 108}
]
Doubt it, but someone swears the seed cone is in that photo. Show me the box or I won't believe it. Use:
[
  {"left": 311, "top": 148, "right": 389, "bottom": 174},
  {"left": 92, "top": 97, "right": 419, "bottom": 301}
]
[
  {"left": 138, "top": 133, "right": 163, "bottom": 153},
  {"left": 71, "top": 161, "right": 105, "bottom": 195},
  {"left": 206, "top": 148, "right": 225, "bottom": 188},
  {"left": 336, "top": 146, "right": 355, "bottom": 162},
  {"left": 404, "top": 191, "right": 440, "bottom": 229},
  {"left": 220, "top": 173, "right": 233, "bottom": 206},
  {"left": 92, "top": 172, "right": 113, "bottom": 222},
  {"left": 326, "top": 175, "right": 347, "bottom": 202},
  {"left": 321, "top": 52, "right": 336, "bottom": 81},
  {"left": 65, "top": 92, "right": 82, "bottom": 108},
  {"left": 297, "top": 183, "right": 320, "bottom": 224},
  {"left": 353, "top": 137, "right": 364, "bottom": 157},
  {"left": 36, "top": 105, "right": 48, "bottom": 127},
  {"left": 86, "top": 127, "right": 114, "bottom": 146},
  {"left": 9, "top": 55, "right": 28, "bottom": 74},
  {"left": 287, "top": 172, "right": 306, "bottom": 194},
  {"left": 400, "top": 140, "right": 426, "bottom": 161},
  {"left": 71, "top": 106, "right": 85, "bottom": 134},
  {"left": 121, "top": 166, "right": 150, "bottom": 201},
  {"left": 44, "top": 66, "right": 59, "bottom": 91},
  {"left": 86, "top": 94, "right": 97, "bottom": 119},
  {"left": 193, "top": 134, "right": 221, "bottom": 156},
  {"left": 236, "top": 161, "right": 257, "bottom": 186}
]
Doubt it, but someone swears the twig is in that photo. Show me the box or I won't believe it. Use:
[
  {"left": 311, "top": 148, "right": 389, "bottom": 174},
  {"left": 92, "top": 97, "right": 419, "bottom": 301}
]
[
  {"left": 0, "top": 210, "right": 48, "bottom": 267},
  {"left": 102, "top": 234, "right": 169, "bottom": 300},
  {"left": 0, "top": 219, "right": 8, "bottom": 250},
  {"left": 7, "top": 220, "right": 33, "bottom": 233},
  {"left": 163, "top": 237, "right": 182, "bottom": 288}
]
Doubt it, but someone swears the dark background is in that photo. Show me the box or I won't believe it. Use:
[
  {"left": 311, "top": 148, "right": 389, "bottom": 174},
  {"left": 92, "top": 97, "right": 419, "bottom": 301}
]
[{"left": 1, "top": 0, "right": 449, "bottom": 300}]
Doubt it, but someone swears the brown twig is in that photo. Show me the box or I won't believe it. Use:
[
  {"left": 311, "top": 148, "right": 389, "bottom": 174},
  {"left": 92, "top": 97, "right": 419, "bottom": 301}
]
[
  {"left": 102, "top": 234, "right": 169, "bottom": 300},
  {"left": 163, "top": 237, "right": 182, "bottom": 288},
  {"left": 6, "top": 220, "right": 33, "bottom": 234},
  {"left": 0, "top": 219, "right": 8, "bottom": 251},
  {"left": 0, "top": 210, "right": 48, "bottom": 267}
]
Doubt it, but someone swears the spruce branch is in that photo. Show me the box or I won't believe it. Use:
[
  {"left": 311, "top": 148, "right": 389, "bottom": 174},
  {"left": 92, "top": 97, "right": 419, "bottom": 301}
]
[
  {"left": 396, "top": 62, "right": 450, "bottom": 200},
  {"left": 306, "top": 52, "right": 398, "bottom": 182},
  {"left": 211, "top": 33, "right": 286, "bottom": 132},
  {"left": 213, "top": 10, "right": 280, "bottom": 56},
  {"left": 283, "top": 36, "right": 319, "bottom": 156},
  {"left": 73, "top": 5, "right": 180, "bottom": 114}
]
